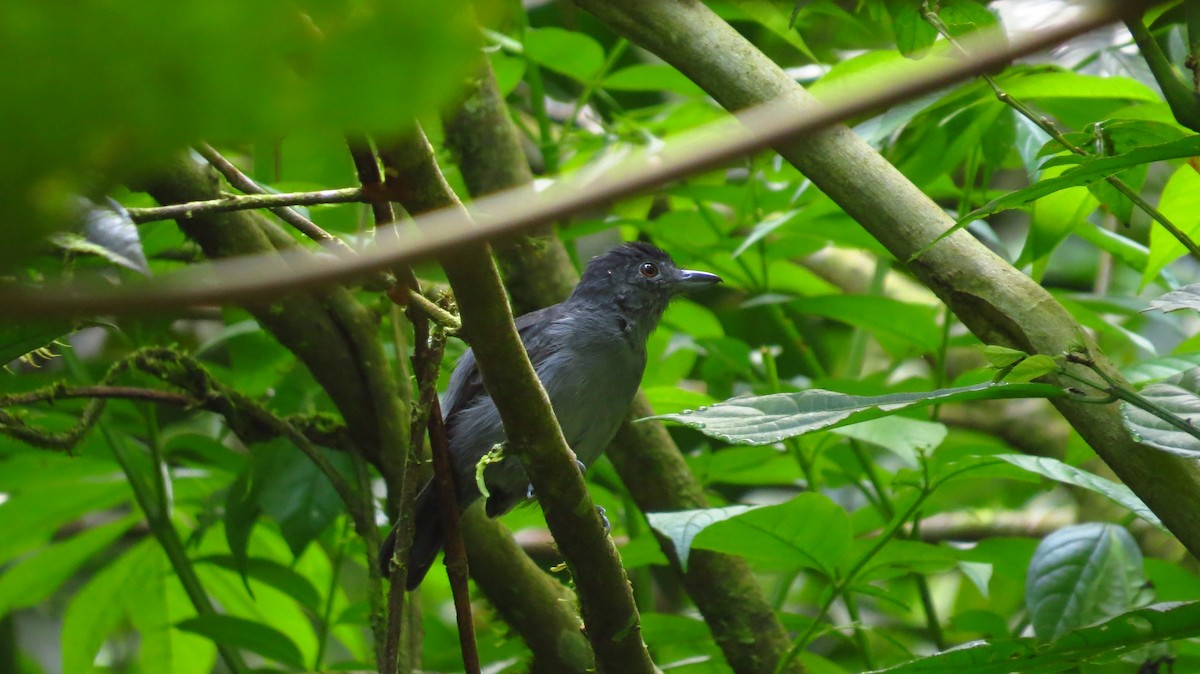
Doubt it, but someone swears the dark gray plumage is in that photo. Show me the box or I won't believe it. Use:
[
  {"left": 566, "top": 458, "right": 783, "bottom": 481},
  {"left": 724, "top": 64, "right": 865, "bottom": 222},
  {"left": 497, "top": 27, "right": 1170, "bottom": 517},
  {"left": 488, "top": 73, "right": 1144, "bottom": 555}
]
[{"left": 382, "top": 242, "right": 721, "bottom": 589}]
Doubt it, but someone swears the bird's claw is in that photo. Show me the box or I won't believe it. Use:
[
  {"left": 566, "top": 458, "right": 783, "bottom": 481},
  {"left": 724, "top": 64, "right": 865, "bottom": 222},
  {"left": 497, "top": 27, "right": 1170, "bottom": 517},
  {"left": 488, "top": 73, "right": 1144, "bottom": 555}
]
[{"left": 596, "top": 505, "right": 610, "bottom": 532}]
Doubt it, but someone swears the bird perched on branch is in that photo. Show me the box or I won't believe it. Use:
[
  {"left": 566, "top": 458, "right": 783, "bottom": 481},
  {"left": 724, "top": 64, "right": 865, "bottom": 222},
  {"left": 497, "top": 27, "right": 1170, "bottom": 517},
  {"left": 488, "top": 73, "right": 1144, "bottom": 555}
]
[{"left": 381, "top": 241, "right": 722, "bottom": 589}]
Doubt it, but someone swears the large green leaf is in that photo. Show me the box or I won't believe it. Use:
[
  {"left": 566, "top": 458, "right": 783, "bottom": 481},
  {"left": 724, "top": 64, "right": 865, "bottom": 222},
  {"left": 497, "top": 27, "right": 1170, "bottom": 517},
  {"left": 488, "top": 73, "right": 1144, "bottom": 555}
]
[
  {"left": 692, "top": 493, "right": 852, "bottom": 575},
  {"left": 833, "top": 416, "right": 947, "bottom": 467},
  {"left": 0, "top": 479, "right": 132, "bottom": 567},
  {"left": 1121, "top": 367, "right": 1200, "bottom": 458},
  {"left": 176, "top": 614, "right": 306, "bottom": 671},
  {"left": 61, "top": 538, "right": 160, "bottom": 674},
  {"left": 868, "top": 602, "right": 1200, "bottom": 673},
  {"left": 649, "top": 382, "right": 1065, "bottom": 446},
  {"left": 0, "top": 320, "right": 77, "bottom": 367},
  {"left": 195, "top": 555, "right": 322, "bottom": 611},
  {"left": 1026, "top": 524, "right": 1146, "bottom": 642},
  {"left": 604, "top": 64, "right": 705, "bottom": 96},
  {"left": 793, "top": 295, "right": 943, "bottom": 354},
  {"left": 0, "top": 514, "right": 137, "bottom": 615},
  {"left": 993, "top": 455, "right": 1162, "bottom": 529},
  {"left": 523, "top": 27, "right": 605, "bottom": 82},
  {"left": 1143, "top": 165, "right": 1200, "bottom": 284},
  {"left": 125, "top": 547, "right": 216, "bottom": 674},
  {"left": 1000, "top": 72, "right": 1161, "bottom": 102}
]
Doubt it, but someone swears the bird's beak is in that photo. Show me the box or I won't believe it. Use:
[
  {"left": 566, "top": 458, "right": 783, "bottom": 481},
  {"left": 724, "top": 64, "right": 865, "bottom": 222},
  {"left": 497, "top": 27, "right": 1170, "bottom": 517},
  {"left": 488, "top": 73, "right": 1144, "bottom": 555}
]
[{"left": 672, "top": 269, "right": 723, "bottom": 293}]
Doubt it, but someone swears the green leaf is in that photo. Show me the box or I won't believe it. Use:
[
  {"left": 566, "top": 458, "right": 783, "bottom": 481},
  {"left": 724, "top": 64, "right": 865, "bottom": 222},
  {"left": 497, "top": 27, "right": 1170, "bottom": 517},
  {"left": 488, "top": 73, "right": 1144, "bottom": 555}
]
[
  {"left": 833, "top": 416, "right": 947, "bottom": 468},
  {"left": 195, "top": 555, "right": 322, "bottom": 611},
  {"left": 935, "top": 0, "right": 998, "bottom": 37},
  {"left": 886, "top": 0, "right": 937, "bottom": 56},
  {"left": 224, "top": 468, "right": 260, "bottom": 587},
  {"left": 1121, "top": 367, "right": 1200, "bottom": 458},
  {"left": 1021, "top": 168, "right": 1098, "bottom": 264},
  {"left": 1026, "top": 523, "right": 1145, "bottom": 642},
  {"left": 1124, "top": 353, "right": 1200, "bottom": 385},
  {"left": 1001, "top": 72, "right": 1161, "bottom": 102},
  {"left": 0, "top": 515, "right": 137, "bottom": 615},
  {"left": 970, "top": 135, "right": 1200, "bottom": 223},
  {"left": 125, "top": 548, "right": 216, "bottom": 674},
  {"left": 730, "top": 0, "right": 818, "bottom": 61},
  {"left": 855, "top": 539, "right": 957, "bottom": 581},
  {"left": 993, "top": 455, "right": 1162, "bottom": 529},
  {"left": 649, "top": 382, "right": 1065, "bottom": 446},
  {"left": 691, "top": 494, "right": 859, "bottom": 570},
  {"left": 523, "top": 27, "right": 605, "bottom": 82},
  {"left": 792, "top": 295, "right": 942, "bottom": 354},
  {"left": 868, "top": 602, "right": 1200, "bottom": 672},
  {"left": 646, "top": 505, "right": 757, "bottom": 571},
  {"left": 603, "top": 64, "right": 704, "bottom": 96},
  {"left": 1143, "top": 165, "right": 1200, "bottom": 285},
  {"left": 1003, "top": 355, "right": 1060, "bottom": 383},
  {"left": 0, "top": 479, "right": 132, "bottom": 567},
  {"left": 1072, "top": 219, "right": 1149, "bottom": 271},
  {"left": 62, "top": 538, "right": 159, "bottom": 674},
  {"left": 691, "top": 445, "right": 801, "bottom": 486},
  {"left": 978, "top": 345, "right": 1029, "bottom": 368},
  {"left": 0, "top": 320, "right": 76, "bottom": 366},
  {"left": 693, "top": 493, "right": 851, "bottom": 575},
  {"left": 176, "top": 614, "right": 306, "bottom": 670},
  {"left": 1148, "top": 282, "right": 1200, "bottom": 313},
  {"left": 253, "top": 442, "right": 352, "bottom": 556}
]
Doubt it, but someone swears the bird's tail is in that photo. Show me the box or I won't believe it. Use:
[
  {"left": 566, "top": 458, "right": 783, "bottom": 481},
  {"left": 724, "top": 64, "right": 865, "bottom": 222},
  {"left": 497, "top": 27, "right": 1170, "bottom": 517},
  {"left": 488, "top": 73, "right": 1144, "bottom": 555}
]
[{"left": 378, "top": 485, "right": 445, "bottom": 591}]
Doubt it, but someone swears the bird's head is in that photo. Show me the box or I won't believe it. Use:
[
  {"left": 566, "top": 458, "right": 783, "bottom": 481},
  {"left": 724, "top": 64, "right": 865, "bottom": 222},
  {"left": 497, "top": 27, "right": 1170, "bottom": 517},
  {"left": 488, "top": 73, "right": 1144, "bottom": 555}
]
[{"left": 571, "top": 242, "right": 722, "bottom": 318}]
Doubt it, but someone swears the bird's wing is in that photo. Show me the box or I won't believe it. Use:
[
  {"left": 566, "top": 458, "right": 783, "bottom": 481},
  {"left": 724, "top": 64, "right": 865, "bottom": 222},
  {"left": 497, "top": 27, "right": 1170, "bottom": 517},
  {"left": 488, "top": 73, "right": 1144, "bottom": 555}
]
[{"left": 441, "top": 302, "right": 567, "bottom": 419}]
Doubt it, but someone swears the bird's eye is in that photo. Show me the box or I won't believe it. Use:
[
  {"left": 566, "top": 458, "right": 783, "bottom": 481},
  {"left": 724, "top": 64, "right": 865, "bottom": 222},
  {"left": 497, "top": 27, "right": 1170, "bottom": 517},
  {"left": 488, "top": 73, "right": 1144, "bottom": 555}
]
[{"left": 639, "top": 262, "right": 660, "bottom": 278}]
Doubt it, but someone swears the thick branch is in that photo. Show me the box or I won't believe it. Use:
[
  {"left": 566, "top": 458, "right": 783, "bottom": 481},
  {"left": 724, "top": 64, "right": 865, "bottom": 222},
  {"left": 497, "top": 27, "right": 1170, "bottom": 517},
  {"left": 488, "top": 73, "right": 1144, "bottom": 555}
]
[{"left": 572, "top": 0, "right": 1200, "bottom": 572}]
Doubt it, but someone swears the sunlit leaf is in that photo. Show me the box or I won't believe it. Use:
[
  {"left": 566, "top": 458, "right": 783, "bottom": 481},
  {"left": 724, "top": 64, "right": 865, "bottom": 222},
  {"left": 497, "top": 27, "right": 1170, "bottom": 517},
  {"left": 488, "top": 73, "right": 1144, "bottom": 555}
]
[
  {"left": 176, "top": 614, "right": 306, "bottom": 670},
  {"left": 649, "top": 382, "right": 1065, "bottom": 446},
  {"left": 993, "top": 455, "right": 1162, "bottom": 528},
  {"left": 646, "top": 505, "right": 756, "bottom": 570},
  {"left": 693, "top": 493, "right": 852, "bottom": 575}
]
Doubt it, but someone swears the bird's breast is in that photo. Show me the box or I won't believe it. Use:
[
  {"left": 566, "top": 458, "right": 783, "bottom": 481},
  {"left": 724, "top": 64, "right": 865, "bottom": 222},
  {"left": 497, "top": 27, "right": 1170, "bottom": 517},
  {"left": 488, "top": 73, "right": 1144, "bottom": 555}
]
[{"left": 539, "top": 335, "right": 645, "bottom": 467}]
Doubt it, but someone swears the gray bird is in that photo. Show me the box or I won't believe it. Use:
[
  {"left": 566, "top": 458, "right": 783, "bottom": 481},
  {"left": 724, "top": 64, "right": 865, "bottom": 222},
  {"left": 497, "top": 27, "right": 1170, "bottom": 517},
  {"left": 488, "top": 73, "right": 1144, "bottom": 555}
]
[{"left": 382, "top": 241, "right": 721, "bottom": 589}]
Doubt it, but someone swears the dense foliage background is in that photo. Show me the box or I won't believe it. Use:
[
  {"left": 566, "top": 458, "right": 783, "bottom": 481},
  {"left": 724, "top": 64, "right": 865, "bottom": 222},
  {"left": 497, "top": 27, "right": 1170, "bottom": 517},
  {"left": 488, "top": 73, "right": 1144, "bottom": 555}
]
[{"left": 3, "top": 0, "right": 1200, "bottom": 673}]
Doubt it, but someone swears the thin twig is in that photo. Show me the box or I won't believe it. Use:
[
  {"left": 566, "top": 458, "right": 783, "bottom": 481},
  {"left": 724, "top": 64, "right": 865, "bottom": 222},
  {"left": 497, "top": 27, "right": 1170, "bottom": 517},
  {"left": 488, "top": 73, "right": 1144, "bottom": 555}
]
[
  {"left": 425, "top": 329, "right": 481, "bottom": 674},
  {"left": 407, "top": 291, "right": 461, "bottom": 332},
  {"left": 126, "top": 188, "right": 365, "bottom": 223},
  {"left": 1, "top": 384, "right": 196, "bottom": 407},
  {"left": 195, "top": 144, "right": 358, "bottom": 254}
]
